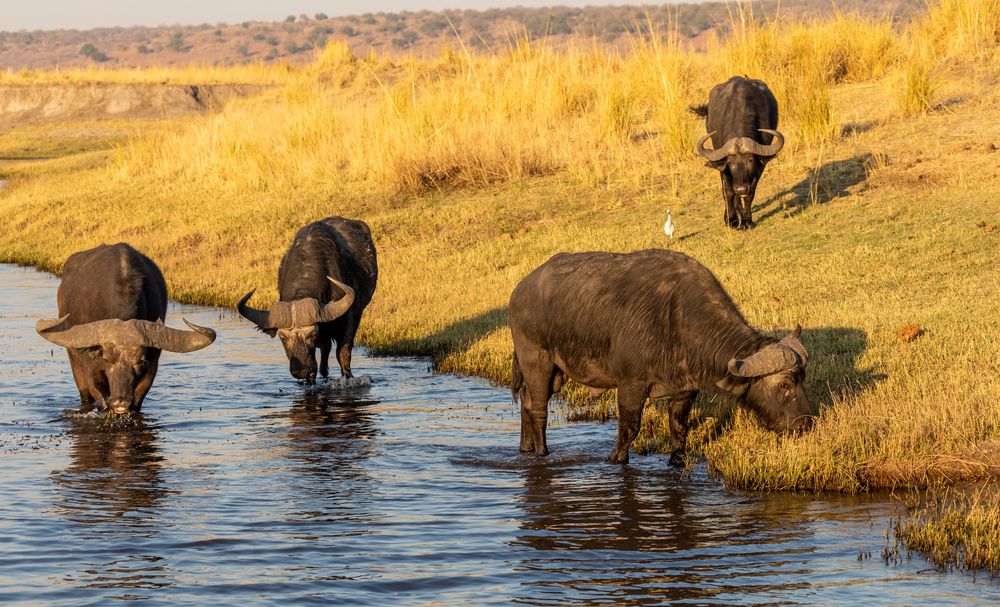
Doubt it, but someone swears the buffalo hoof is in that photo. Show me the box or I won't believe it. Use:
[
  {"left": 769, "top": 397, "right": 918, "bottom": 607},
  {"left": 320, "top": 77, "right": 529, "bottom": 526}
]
[
  {"left": 607, "top": 450, "right": 629, "bottom": 464},
  {"left": 669, "top": 451, "right": 686, "bottom": 467}
]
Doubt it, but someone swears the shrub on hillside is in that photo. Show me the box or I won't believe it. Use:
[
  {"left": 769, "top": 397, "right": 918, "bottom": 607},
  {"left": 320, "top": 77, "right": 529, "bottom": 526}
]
[{"left": 79, "top": 43, "right": 108, "bottom": 62}]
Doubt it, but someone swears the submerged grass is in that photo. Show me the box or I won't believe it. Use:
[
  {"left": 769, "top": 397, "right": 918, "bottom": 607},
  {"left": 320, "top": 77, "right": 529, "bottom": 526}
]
[
  {"left": 892, "top": 486, "right": 1000, "bottom": 573},
  {"left": 0, "top": 0, "right": 998, "bottom": 521}
]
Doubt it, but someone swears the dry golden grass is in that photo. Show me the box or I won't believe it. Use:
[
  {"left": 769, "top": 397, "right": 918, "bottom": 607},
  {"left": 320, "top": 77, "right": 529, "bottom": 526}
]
[
  {"left": 0, "top": 4, "right": 998, "bottom": 507},
  {"left": 0, "top": 62, "right": 298, "bottom": 85}
]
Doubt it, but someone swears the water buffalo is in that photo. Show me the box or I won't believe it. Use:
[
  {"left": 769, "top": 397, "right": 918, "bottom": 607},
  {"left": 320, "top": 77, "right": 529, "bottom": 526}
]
[
  {"left": 36, "top": 243, "right": 216, "bottom": 415},
  {"left": 237, "top": 216, "right": 377, "bottom": 383},
  {"left": 509, "top": 249, "right": 811, "bottom": 465},
  {"left": 691, "top": 76, "right": 785, "bottom": 229}
]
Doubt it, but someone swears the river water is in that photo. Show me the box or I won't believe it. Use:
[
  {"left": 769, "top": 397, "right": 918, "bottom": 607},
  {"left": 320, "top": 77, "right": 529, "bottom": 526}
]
[{"left": 0, "top": 262, "right": 996, "bottom": 606}]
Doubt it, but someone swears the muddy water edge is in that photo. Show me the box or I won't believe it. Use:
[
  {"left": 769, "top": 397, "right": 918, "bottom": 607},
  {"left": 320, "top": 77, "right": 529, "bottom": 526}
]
[{"left": 0, "top": 263, "right": 997, "bottom": 606}]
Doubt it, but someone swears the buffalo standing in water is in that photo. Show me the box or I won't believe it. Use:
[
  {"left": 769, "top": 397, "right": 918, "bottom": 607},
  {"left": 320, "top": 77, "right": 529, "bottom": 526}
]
[
  {"left": 36, "top": 243, "right": 217, "bottom": 415},
  {"left": 237, "top": 216, "right": 377, "bottom": 383},
  {"left": 509, "top": 249, "right": 811, "bottom": 465},
  {"left": 691, "top": 76, "right": 785, "bottom": 229}
]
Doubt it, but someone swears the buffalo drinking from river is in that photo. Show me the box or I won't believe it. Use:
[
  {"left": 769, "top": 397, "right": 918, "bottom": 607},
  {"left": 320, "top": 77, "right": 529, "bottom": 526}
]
[
  {"left": 237, "top": 216, "right": 378, "bottom": 383},
  {"left": 509, "top": 249, "right": 812, "bottom": 465},
  {"left": 35, "top": 243, "right": 217, "bottom": 415}
]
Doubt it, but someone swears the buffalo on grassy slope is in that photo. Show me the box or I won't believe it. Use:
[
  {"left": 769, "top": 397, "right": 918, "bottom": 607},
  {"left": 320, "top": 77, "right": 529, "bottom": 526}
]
[{"left": 691, "top": 76, "right": 785, "bottom": 229}]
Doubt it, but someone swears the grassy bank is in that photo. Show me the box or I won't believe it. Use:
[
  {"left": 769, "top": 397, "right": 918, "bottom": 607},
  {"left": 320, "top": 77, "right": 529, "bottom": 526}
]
[
  {"left": 889, "top": 486, "right": 1000, "bottom": 572},
  {"left": 1, "top": 0, "right": 999, "bottom": 563}
]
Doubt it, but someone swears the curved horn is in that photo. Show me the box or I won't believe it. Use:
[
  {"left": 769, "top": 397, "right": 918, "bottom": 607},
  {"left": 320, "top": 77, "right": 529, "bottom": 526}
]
[
  {"left": 146, "top": 318, "right": 216, "bottom": 353},
  {"left": 746, "top": 128, "right": 784, "bottom": 157},
  {"left": 727, "top": 342, "right": 800, "bottom": 378},
  {"left": 696, "top": 131, "right": 730, "bottom": 162},
  {"left": 236, "top": 288, "right": 275, "bottom": 330},
  {"left": 316, "top": 277, "right": 355, "bottom": 323},
  {"left": 35, "top": 315, "right": 97, "bottom": 348},
  {"left": 778, "top": 328, "right": 808, "bottom": 368},
  {"left": 37, "top": 316, "right": 215, "bottom": 352}
]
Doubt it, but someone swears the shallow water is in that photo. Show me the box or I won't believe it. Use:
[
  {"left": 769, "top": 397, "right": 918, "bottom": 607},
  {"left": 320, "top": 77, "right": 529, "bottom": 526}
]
[{"left": 0, "top": 262, "right": 997, "bottom": 606}]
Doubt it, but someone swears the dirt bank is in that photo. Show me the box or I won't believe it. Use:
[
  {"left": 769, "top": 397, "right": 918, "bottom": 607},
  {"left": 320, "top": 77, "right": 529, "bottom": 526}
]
[{"left": 0, "top": 83, "right": 266, "bottom": 125}]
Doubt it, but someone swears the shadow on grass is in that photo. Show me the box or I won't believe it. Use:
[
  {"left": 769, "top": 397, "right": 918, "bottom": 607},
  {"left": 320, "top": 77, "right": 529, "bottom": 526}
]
[
  {"left": 796, "top": 326, "right": 883, "bottom": 410},
  {"left": 371, "top": 307, "right": 509, "bottom": 365},
  {"left": 754, "top": 154, "right": 873, "bottom": 225},
  {"left": 840, "top": 120, "right": 879, "bottom": 137}
]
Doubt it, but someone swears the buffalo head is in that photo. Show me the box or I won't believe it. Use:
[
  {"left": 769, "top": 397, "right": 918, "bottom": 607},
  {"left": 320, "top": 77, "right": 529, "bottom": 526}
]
[
  {"left": 36, "top": 316, "right": 216, "bottom": 414},
  {"left": 236, "top": 277, "right": 354, "bottom": 384},
  {"left": 720, "top": 326, "right": 812, "bottom": 433},
  {"left": 697, "top": 129, "right": 784, "bottom": 229}
]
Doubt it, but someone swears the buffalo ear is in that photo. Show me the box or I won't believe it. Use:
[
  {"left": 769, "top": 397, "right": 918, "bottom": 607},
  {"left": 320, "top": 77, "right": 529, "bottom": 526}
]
[
  {"left": 715, "top": 373, "right": 749, "bottom": 397},
  {"left": 705, "top": 160, "right": 726, "bottom": 171}
]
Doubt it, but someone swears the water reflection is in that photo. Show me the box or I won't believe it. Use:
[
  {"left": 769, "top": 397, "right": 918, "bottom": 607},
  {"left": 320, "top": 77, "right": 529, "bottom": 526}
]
[
  {"left": 4, "top": 263, "right": 1000, "bottom": 607},
  {"left": 266, "top": 386, "right": 381, "bottom": 526},
  {"left": 512, "top": 460, "right": 816, "bottom": 605},
  {"left": 51, "top": 417, "right": 168, "bottom": 525},
  {"left": 49, "top": 417, "right": 176, "bottom": 592}
]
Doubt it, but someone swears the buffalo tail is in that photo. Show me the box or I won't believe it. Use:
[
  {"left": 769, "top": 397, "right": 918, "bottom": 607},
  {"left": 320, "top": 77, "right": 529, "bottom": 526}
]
[
  {"left": 688, "top": 103, "right": 709, "bottom": 118},
  {"left": 511, "top": 351, "right": 524, "bottom": 406}
]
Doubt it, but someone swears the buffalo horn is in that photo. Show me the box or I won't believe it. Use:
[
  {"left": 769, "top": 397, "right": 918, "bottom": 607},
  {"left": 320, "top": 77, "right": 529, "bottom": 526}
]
[
  {"left": 316, "top": 277, "right": 355, "bottom": 323},
  {"left": 36, "top": 315, "right": 215, "bottom": 352},
  {"left": 695, "top": 131, "right": 730, "bottom": 162},
  {"left": 777, "top": 325, "right": 808, "bottom": 368},
  {"left": 236, "top": 277, "right": 354, "bottom": 330},
  {"left": 746, "top": 128, "right": 784, "bottom": 157},
  {"left": 236, "top": 288, "right": 274, "bottom": 330},
  {"left": 727, "top": 339, "right": 803, "bottom": 378}
]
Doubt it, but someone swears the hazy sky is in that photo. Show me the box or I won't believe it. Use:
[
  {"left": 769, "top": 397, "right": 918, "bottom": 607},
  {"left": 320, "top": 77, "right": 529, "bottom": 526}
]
[{"left": 4, "top": 1, "right": 656, "bottom": 31}]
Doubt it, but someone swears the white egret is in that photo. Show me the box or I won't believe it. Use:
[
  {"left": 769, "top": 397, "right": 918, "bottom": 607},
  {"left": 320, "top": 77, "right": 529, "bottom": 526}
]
[{"left": 663, "top": 210, "right": 675, "bottom": 240}]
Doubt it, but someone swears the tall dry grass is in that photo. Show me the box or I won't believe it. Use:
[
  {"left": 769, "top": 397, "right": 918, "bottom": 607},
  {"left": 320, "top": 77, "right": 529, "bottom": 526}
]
[
  {"left": 111, "top": 8, "right": 906, "bottom": 202},
  {"left": 917, "top": 0, "right": 1000, "bottom": 59}
]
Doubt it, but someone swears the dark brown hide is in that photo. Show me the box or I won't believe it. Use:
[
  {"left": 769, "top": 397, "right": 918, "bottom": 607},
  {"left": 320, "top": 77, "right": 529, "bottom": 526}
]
[
  {"left": 692, "top": 76, "right": 783, "bottom": 230},
  {"left": 509, "top": 249, "right": 811, "bottom": 465},
  {"left": 238, "top": 216, "right": 377, "bottom": 382},
  {"left": 40, "top": 243, "right": 214, "bottom": 414}
]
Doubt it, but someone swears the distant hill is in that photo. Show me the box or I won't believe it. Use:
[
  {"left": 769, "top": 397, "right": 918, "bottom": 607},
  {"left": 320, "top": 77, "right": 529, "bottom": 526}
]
[{"left": 0, "top": 0, "right": 923, "bottom": 71}]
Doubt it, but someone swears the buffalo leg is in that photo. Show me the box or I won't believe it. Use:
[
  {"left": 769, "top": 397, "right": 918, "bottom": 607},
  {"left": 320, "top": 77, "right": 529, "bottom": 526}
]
[
  {"left": 318, "top": 335, "right": 333, "bottom": 378},
  {"left": 608, "top": 383, "right": 650, "bottom": 464},
  {"left": 667, "top": 391, "right": 698, "bottom": 467},
  {"left": 515, "top": 346, "right": 555, "bottom": 456},
  {"left": 739, "top": 196, "right": 754, "bottom": 230},
  {"left": 89, "top": 372, "right": 109, "bottom": 411},
  {"left": 132, "top": 353, "right": 161, "bottom": 413},
  {"left": 721, "top": 173, "right": 740, "bottom": 229},
  {"left": 337, "top": 317, "right": 361, "bottom": 377},
  {"left": 68, "top": 351, "right": 96, "bottom": 412}
]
